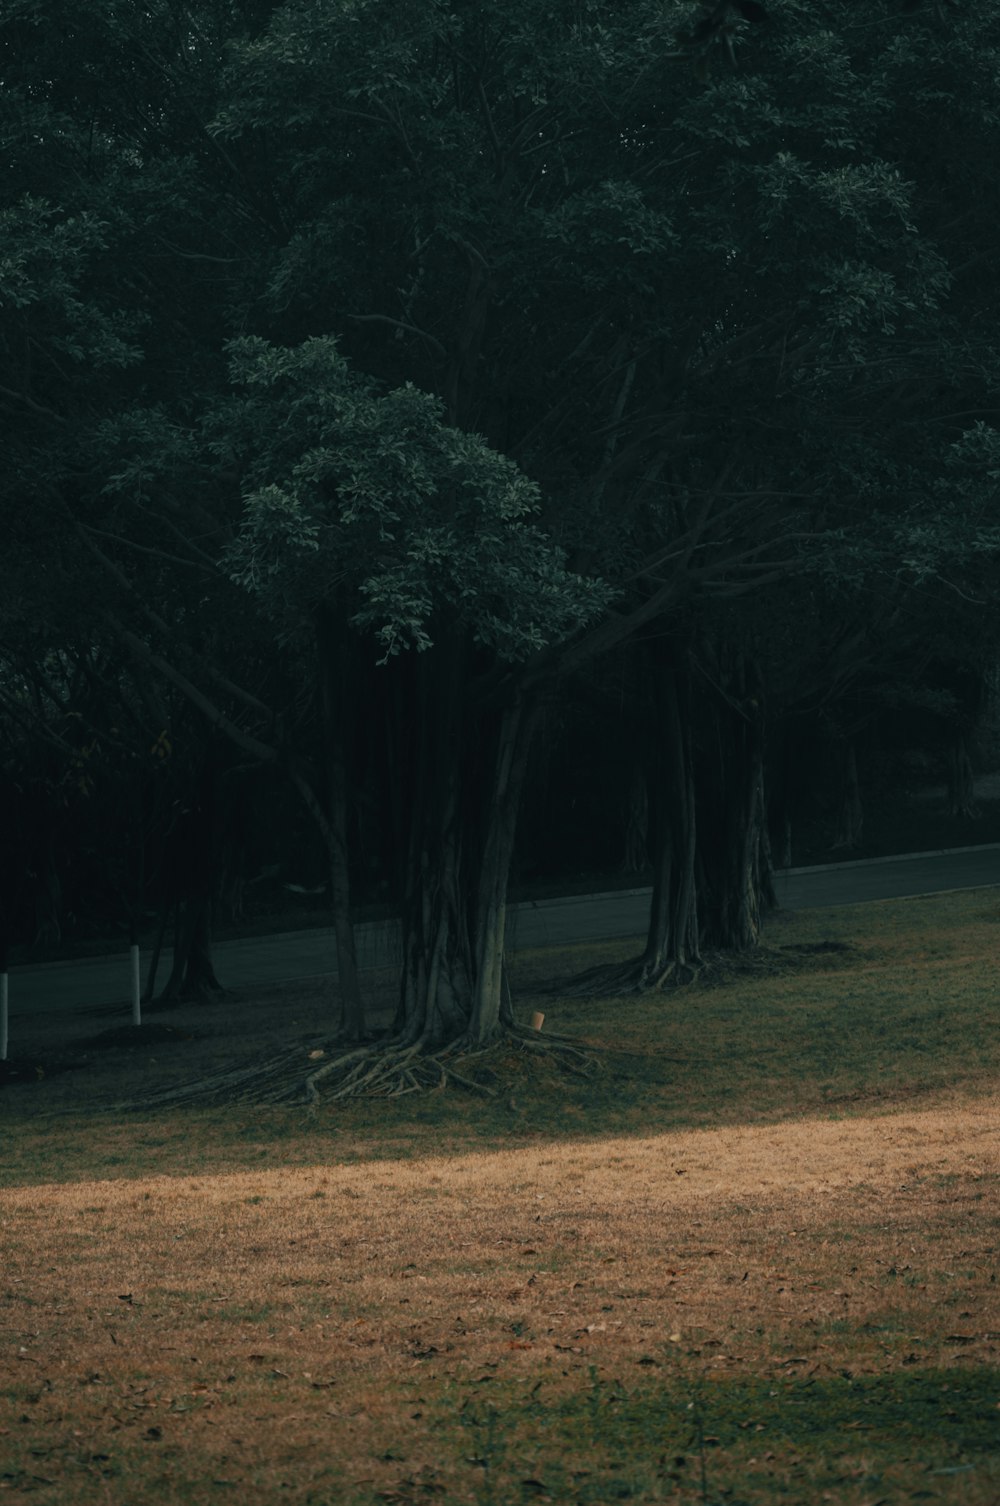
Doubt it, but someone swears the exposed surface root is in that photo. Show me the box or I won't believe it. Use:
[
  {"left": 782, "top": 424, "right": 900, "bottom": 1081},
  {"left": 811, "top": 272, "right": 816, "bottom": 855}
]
[
  {"left": 559, "top": 954, "right": 703, "bottom": 998},
  {"left": 98, "top": 1021, "right": 600, "bottom": 1111},
  {"left": 561, "top": 940, "right": 859, "bottom": 997},
  {"left": 503, "top": 1021, "right": 599, "bottom": 1078},
  {"left": 104, "top": 1040, "right": 330, "bottom": 1112},
  {"left": 300, "top": 1022, "right": 599, "bottom": 1108}
]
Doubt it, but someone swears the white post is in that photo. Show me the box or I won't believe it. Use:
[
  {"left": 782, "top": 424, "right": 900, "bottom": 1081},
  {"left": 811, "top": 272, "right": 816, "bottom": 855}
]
[
  {"left": 130, "top": 945, "right": 141, "bottom": 1027},
  {"left": 0, "top": 972, "right": 8, "bottom": 1061}
]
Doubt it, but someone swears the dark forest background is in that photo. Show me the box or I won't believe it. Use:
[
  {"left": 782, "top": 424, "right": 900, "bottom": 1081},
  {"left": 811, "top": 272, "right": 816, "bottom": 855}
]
[{"left": 3, "top": 0, "right": 1000, "bottom": 1048}]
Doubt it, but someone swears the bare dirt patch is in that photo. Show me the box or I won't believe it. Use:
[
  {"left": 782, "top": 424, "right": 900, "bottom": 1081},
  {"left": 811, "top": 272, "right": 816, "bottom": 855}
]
[{"left": 2, "top": 1101, "right": 997, "bottom": 1503}]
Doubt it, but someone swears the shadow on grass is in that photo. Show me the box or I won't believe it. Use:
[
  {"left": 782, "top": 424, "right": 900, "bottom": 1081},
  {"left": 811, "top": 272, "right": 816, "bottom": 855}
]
[{"left": 440, "top": 1366, "right": 999, "bottom": 1505}]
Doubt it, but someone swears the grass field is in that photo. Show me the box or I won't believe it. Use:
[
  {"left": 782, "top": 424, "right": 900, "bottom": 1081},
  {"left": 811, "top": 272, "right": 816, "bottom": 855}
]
[{"left": 2, "top": 890, "right": 999, "bottom": 1503}]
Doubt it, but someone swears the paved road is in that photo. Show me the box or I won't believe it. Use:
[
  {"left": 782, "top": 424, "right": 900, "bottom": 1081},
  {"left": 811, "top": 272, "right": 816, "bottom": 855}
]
[{"left": 6, "top": 843, "right": 999, "bottom": 1020}]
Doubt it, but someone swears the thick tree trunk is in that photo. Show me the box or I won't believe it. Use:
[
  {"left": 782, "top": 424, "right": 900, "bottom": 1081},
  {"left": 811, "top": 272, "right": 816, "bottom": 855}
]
[
  {"left": 157, "top": 746, "right": 225, "bottom": 1003},
  {"left": 143, "top": 899, "right": 170, "bottom": 1002},
  {"left": 639, "top": 665, "right": 700, "bottom": 982},
  {"left": 395, "top": 787, "right": 475, "bottom": 1046},
  {"left": 767, "top": 717, "right": 803, "bottom": 871},
  {"left": 565, "top": 651, "right": 701, "bottom": 996},
  {"left": 30, "top": 844, "right": 62, "bottom": 956},
  {"left": 698, "top": 657, "right": 773, "bottom": 952},
  {"left": 945, "top": 734, "right": 978, "bottom": 818},
  {"left": 159, "top": 893, "right": 224, "bottom": 1001},
  {"left": 468, "top": 696, "right": 538, "bottom": 1044},
  {"left": 315, "top": 608, "right": 364, "bottom": 1040},
  {"left": 386, "top": 643, "right": 538, "bottom": 1048},
  {"left": 775, "top": 813, "right": 793, "bottom": 871},
  {"left": 566, "top": 643, "right": 772, "bottom": 999},
  {"left": 641, "top": 645, "right": 773, "bottom": 967},
  {"left": 182, "top": 899, "right": 223, "bottom": 993},
  {"left": 621, "top": 765, "right": 649, "bottom": 874},
  {"left": 391, "top": 640, "right": 473, "bottom": 1046},
  {"left": 296, "top": 640, "right": 582, "bottom": 1104},
  {"left": 832, "top": 740, "right": 863, "bottom": 849},
  {"left": 289, "top": 761, "right": 365, "bottom": 1039}
]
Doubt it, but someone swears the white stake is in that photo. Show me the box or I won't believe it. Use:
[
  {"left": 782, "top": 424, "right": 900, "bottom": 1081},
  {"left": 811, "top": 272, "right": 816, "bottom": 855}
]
[
  {"left": 1, "top": 972, "right": 7, "bottom": 1061},
  {"left": 130, "top": 945, "right": 141, "bottom": 1027},
  {"left": 530, "top": 1010, "right": 545, "bottom": 1032}
]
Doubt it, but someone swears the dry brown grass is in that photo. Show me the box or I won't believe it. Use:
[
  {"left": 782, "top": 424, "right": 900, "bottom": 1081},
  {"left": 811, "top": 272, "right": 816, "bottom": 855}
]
[{"left": 3, "top": 1099, "right": 998, "bottom": 1503}]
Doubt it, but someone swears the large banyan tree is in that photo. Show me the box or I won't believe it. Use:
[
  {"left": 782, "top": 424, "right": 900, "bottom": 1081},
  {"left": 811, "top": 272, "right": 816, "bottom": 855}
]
[{"left": 217, "top": 334, "right": 613, "bottom": 1078}]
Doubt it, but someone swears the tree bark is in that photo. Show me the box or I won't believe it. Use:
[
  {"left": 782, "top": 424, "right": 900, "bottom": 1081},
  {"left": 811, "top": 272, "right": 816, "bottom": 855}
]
[
  {"left": 395, "top": 780, "right": 475, "bottom": 1047},
  {"left": 638, "top": 663, "right": 700, "bottom": 982},
  {"left": 157, "top": 746, "right": 225, "bottom": 1002},
  {"left": 390, "top": 638, "right": 472, "bottom": 1046},
  {"left": 378, "top": 639, "right": 540, "bottom": 1048},
  {"left": 767, "top": 716, "right": 804, "bottom": 871},
  {"left": 314, "top": 607, "right": 364, "bottom": 1039},
  {"left": 159, "top": 893, "right": 224, "bottom": 1001},
  {"left": 468, "top": 695, "right": 539, "bottom": 1044},
  {"left": 621, "top": 765, "right": 649, "bottom": 874},
  {"left": 832, "top": 739, "right": 863, "bottom": 849},
  {"left": 143, "top": 899, "right": 170, "bottom": 1002},
  {"left": 698, "top": 654, "right": 773, "bottom": 952},
  {"left": 945, "top": 733, "right": 978, "bottom": 818}
]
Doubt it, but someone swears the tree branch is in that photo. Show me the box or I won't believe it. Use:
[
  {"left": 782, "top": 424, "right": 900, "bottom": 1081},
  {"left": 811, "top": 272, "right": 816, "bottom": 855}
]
[
  {"left": 108, "top": 616, "right": 280, "bottom": 767},
  {"left": 476, "top": 78, "right": 504, "bottom": 175},
  {"left": 131, "top": 497, "right": 222, "bottom": 567},
  {"left": 75, "top": 523, "right": 277, "bottom": 719},
  {"left": 348, "top": 313, "right": 446, "bottom": 355},
  {"left": 0, "top": 382, "right": 66, "bottom": 423},
  {"left": 81, "top": 522, "right": 216, "bottom": 575}
]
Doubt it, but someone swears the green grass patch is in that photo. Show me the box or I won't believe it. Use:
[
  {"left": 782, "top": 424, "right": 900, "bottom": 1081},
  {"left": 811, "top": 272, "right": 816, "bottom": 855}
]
[
  {"left": 4, "top": 888, "right": 1000, "bottom": 1188},
  {"left": 5, "top": 1362, "right": 996, "bottom": 1506},
  {"left": 430, "top": 1365, "right": 1000, "bottom": 1505}
]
